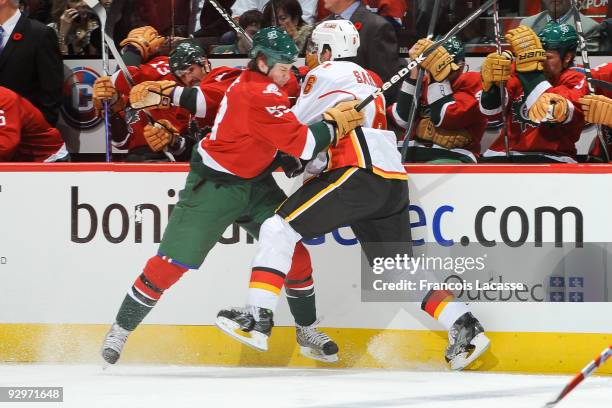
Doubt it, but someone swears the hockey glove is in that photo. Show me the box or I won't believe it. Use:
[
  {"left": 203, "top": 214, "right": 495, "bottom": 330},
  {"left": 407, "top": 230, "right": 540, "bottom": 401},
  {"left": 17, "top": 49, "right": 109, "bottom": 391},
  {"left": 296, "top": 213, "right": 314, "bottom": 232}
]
[
  {"left": 277, "top": 152, "right": 306, "bottom": 178},
  {"left": 528, "top": 93, "right": 569, "bottom": 123},
  {"left": 505, "top": 26, "right": 545, "bottom": 73},
  {"left": 130, "top": 80, "right": 176, "bottom": 110},
  {"left": 409, "top": 38, "right": 458, "bottom": 82},
  {"left": 481, "top": 52, "right": 513, "bottom": 92},
  {"left": 323, "top": 99, "right": 365, "bottom": 141},
  {"left": 143, "top": 119, "right": 179, "bottom": 152},
  {"left": 415, "top": 117, "right": 472, "bottom": 149},
  {"left": 579, "top": 94, "right": 612, "bottom": 127},
  {"left": 119, "top": 26, "right": 166, "bottom": 60},
  {"left": 93, "top": 76, "right": 125, "bottom": 116}
]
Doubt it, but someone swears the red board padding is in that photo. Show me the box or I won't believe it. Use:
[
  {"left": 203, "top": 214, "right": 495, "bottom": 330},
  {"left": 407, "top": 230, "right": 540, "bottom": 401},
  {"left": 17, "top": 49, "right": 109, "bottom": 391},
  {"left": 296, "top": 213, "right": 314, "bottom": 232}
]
[{"left": 1, "top": 163, "right": 612, "bottom": 174}]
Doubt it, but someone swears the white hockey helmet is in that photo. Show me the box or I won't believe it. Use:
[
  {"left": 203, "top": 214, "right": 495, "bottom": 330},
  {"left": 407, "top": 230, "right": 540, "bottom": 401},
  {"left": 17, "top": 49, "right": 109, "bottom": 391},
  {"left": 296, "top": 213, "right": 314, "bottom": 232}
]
[{"left": 310, "top": 20, "right": 360, "bottom": 63}]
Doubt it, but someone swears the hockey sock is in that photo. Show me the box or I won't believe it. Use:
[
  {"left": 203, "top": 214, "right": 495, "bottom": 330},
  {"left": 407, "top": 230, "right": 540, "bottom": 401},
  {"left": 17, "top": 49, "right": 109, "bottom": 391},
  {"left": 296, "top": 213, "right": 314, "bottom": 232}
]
[
  {"left": 248, "top": 268, "right": 285, "bottom": 311},
  {"left": 285, "top": 272, "right": 316, "bottom": 326},
  {"left": 116, "top": 293, "right": 152, "bottom": 331},
  {"left": 285, "top": 242, "right": 316, "bottom": 326},
  {"left": 248, "top": 215, "right": 303, "bottom": 312},
  {"left": 421, "top": 289, "right": 470, "bottom": 330},
  {"left": 115, "top": 255, "right": 188, "bottom": 331}
]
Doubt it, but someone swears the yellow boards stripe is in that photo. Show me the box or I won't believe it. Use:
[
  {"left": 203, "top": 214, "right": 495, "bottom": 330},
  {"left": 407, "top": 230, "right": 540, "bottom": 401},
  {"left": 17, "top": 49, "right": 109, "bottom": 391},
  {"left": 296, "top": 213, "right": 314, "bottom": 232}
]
[{"left": 0, "top": 323, "right": 610, "bottom": 375}]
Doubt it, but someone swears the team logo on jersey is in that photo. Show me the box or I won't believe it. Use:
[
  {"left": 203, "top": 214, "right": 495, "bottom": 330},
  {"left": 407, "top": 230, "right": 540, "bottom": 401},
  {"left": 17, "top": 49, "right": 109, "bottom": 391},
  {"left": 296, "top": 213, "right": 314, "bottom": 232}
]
[
  {"left": 511, "top": 95, "right": 538, "bottom": 132},
  {"left": 263, "top": 83, "right": 282, "bottom": 96},
  {"left": 303, "top": 76, "right": 317, "bottom": 95},
  {"left": 61, "top": 66, "right": 102, "bottom": 129},
  {"left": 124, "top": 106, "right": 142, "bottom": 134}
]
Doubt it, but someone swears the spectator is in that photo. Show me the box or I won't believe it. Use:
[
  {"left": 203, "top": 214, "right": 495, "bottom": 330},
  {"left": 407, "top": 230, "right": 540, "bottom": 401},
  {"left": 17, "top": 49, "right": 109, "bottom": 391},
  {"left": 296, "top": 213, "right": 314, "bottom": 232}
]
[
  {"left": 322, "top": 0, "right": 404, "bottom": 102},
  {"left": 192, "top": 0, "right": 235, "bottom": 51},
  {"left": 0, "top": 0, "right": 63, "bottom": 126},
  {"left": 263, "top": 0, "right": 312, "bottom": 52},
  {"left": 212, "top": 9, "right": 262, "bottom": 54},
  {"left": 48, "top": 0, "right": 101, "bottom": 55},
  {"left": 520, "top": 0, "right": 600, "bottom": 51},
  {"left": 0, "top": 86, "right": 68, "bottom": 162},
  {"left": 232, "top": 0, "right": 317, "bottom": 25},
  {"left": 600, "top": 18, "right": 612, "bottom": 52}
]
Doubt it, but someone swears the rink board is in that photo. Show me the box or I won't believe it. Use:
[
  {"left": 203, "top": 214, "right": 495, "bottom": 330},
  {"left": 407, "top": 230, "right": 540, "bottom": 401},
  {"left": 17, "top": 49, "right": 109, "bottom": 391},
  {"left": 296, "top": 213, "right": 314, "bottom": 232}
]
[{"left": 0, "top": 163, "right": 611, "bottom": 374}]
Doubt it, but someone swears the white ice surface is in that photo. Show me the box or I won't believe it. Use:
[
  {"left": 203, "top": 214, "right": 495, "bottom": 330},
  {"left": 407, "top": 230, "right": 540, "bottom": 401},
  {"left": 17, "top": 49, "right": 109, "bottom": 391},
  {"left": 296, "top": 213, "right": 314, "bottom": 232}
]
[{"left": 0, "top": 364, "right": 610, "bottom": 408}]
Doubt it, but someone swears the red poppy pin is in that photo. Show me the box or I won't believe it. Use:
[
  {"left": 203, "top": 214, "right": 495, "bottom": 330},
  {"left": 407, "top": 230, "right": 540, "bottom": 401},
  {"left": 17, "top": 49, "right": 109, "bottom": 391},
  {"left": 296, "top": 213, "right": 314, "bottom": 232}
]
[
  {"left": 354, "top": 22, "right": 362, "bottom": 30},
  {"left": 12, "top": 32, "right": 23, "bottom": 41}
]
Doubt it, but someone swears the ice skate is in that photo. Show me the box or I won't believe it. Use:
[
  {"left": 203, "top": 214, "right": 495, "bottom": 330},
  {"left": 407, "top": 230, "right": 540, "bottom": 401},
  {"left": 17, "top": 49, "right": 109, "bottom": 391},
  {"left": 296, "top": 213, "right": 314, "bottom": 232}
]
[
  {"left": 296, "top": 320, "right": 339, "bottom": 363},
  {"left": 101, "top": 322, "right": 132, "bottom": 365},
  {"left": 445, "top": 312, "right": 490, "bottom": 370},
  {"left": 216, "top": 306, "right": 273, "bottom": 351}
]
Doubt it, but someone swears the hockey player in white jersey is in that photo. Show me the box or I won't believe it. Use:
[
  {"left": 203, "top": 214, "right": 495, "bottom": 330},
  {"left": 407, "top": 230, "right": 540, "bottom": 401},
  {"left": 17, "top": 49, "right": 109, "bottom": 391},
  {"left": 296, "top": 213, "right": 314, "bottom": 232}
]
[{"left": 216, "top": 20, "right": 490, "bottom": 370}]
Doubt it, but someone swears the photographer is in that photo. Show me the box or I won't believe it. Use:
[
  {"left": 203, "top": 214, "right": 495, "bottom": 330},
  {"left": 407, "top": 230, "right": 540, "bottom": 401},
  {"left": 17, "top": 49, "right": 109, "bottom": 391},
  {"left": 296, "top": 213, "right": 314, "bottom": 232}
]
[{"left": 48, "top": 0, "right": 101, "bottom": 55}]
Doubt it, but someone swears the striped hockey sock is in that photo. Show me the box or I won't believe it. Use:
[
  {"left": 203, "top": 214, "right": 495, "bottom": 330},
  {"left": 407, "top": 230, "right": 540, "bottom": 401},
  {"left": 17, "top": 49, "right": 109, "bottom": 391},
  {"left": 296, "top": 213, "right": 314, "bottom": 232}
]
[
  {"left": 285, "top": 274, "right": 316, "bottom": 326},
  {"left": 421, "top": 289, "right": 470, "bottom": 330},
  {"left": 248, "top": 267, "right": 286, "bottom": 311}
]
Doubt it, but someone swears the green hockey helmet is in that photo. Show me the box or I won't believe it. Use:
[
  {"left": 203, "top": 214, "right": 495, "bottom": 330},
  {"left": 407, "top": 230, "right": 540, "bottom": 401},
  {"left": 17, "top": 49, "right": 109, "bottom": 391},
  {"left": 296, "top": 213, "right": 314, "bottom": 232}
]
[
  {"left": 249, "top": 27, "right": 299, "bottom": 69},
  {"left": 169, "top": 41, "right": 208, "bottom": 75},
  {"left": 538, "top": 21, "right": 578, "bottom": 59},
  {"left": 443, "top": 36, "right": 465, "bottom": 63}
]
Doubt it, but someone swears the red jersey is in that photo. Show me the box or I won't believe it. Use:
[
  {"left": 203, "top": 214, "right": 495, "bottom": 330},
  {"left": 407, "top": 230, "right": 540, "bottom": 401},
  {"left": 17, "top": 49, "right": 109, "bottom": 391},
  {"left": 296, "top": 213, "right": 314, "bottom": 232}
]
[
  {"left": 111, "top": 56, "right": 191, "bottom": 150},
  {"left": 172, "top": 66, "right": 242, "bottom": 126},
  {"left": 198, "top": 70, "right": 319, "bottom": 179},
  {"left": 391, "top": 71, "right": 486, "bottom": 155},
  {"left": 0, "top": 87, "right": 64, "bottom": 162},
  {"left": 487, "top": 69, "right": 588, "bottom": 158},
  {"left": 591, "top": 62, "right": 612, "bottom": 98}
]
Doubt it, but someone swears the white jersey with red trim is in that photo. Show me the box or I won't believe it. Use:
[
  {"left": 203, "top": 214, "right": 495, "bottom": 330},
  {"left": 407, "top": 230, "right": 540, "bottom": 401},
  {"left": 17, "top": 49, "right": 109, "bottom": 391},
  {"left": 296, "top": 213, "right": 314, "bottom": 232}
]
[{"left": 292, "top": 61, "right": 406, "bottom": 179}]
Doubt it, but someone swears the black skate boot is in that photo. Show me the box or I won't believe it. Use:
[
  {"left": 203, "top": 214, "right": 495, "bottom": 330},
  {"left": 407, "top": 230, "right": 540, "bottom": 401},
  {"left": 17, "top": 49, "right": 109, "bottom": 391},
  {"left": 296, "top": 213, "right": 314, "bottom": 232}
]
[
  {"left": 101, "top": 322, "right": 132, "bottom": 365},
  {"left": 216, "top": 306, "right": 274, "bottom": 351},
  {"left": 445, "top": 312, "right": 490, "bottom": 370},
  {"left": 296, "top": 320, "right": 339, "bottom": 363}
]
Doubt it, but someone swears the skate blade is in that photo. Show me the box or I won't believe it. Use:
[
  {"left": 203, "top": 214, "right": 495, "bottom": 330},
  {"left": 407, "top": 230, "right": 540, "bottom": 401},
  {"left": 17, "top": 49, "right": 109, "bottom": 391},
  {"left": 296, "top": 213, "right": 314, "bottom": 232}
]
[
  {"left": 449, "top": 333, "right": 491, "bottom": 371},
  {"left": 300, "top": 346, "right": 339, "bottom": 363},
  {"left": 215, "top": 316, "right": 269, "bottom": 351}
]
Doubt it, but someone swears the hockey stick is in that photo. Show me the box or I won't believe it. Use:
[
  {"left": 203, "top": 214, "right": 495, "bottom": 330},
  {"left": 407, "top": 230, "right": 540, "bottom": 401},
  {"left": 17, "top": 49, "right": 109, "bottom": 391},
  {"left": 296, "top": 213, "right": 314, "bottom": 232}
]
[
  {"left": 570, "top": 0, "right": 610, "bottom": 162},
  {"left": 271, "top": 0, "right": 279, "bottom": 27},
  {"left": 85, "top": 0, "right": 112, "bottom": 162},
  {"left": 492, "top": 0, "right": 510, "bottom": 158},
  {"left": 207, "top": 0, "right": 253, "bottom": 44},
  {"left": 400, "top": 0, "right": 441, "bottom": 162},
  {"left": 103, "top": 33, "right": 177, "bottom": 162},
  {"left": 543, "top": 345, "right": 611, "bottom": 407},
  {"left": 356, "top": 0, "right": 495, "bottom": 113}
]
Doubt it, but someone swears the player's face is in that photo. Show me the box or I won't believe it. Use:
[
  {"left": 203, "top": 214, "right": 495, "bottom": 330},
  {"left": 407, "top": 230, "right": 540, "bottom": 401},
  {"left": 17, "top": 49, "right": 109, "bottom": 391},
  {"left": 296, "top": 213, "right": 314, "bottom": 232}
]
[
  {"left": 319, "top": 49, "right": 332, "bottom": 63},
  {"left": 543, "top": 50, "right": 563, "bottom": 80},
  {"left": 178, "top": 63, "right": 208, "bottom": 87},
  {"left": 268, "top": 63, "right": 293, "bottom": 86}
]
